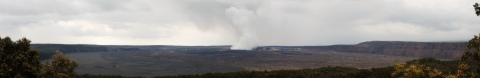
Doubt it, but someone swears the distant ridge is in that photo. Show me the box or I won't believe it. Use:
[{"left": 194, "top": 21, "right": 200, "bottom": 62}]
[
  {"left": 32, "top": 41, "right": 469, "bottom": 60},
  {"left": 255, "top": 41, "right": 468, "bottom": 59},
  {"left": 321, "top": 41, "right": 467, "bottom": 59}
]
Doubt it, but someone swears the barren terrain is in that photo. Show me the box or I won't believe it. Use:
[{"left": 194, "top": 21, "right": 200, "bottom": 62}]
[{"left": 64, "top": 50, "right": 417, "bottom": 77}]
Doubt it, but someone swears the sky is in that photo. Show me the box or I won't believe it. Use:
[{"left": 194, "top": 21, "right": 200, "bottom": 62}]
[{"left": 1, "top": 0, "right": 480, "bottom": 48}]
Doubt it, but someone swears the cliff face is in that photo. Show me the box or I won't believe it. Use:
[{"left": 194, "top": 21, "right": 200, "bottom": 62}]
[
  {"left": 32, "top": 41, "right": 469, "bottom": 60},
  {"left": 31, "top": 44, "right": 109, "bottom": 53},
  {"left": 328, "top": 41, "right": 468, "bottom": 59}
]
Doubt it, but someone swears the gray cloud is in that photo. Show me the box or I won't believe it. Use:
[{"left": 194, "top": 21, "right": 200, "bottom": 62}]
[{"left": 0, "top": 0, "right": 479, "bottom": 46}]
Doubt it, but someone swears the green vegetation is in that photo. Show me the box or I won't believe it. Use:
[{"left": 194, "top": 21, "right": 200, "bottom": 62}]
[
  {"left": 41, "top": 51, "right": 79, "bottom": 78},
  {"left": 459, "top": 3, "right": 480, "bottom": 74},
  {"left": 0, "top": 36, "right": 78, "bottom": 78},
  {"left": 0, "top": 37, "right": 41, "bottom": 77},
  {"left": 457, "top": 32, "right": 480, "bottom": 77},
  {"left": 392, "top": 58, "right": 460, "bottom": 78},
  {"left": 390, "top": 3, "right": 480, "bottom": 78},
  {"left": 474, "top": 3, "right": 480, "bottom": 16}
]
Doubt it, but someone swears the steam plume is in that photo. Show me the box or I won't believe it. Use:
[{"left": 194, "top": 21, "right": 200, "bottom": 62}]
[{"left": 225, "top": 7, "right": 259, "bottom": 50}]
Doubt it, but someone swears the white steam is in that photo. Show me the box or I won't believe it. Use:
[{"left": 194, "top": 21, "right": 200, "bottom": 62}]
[{"left": 225, "top": 7, "right": 259, "bottom": 50}]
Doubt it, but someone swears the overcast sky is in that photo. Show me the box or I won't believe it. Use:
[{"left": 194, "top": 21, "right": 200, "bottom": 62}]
[{"left": 1, "top": 0, "right": 480, "bottom": 46}]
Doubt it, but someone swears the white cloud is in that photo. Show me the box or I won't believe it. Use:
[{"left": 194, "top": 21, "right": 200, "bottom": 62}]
[{"left": 1, "top": 0, "right": 480, "bottom": 46}]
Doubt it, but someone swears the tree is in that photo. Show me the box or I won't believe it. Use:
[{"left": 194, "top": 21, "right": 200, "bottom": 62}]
[
  {"left": 474, "top": 3, "right": 480, "bottom": 16},
  {"left": 0, "top": 36, "right": 78, "bottom": 78},
  {"left": 460, "top": 33, "right": 480, "bottom": 77},
  {"left": 461, "top": 2, "right": 480, "bottom": 71},
  {"left": 391, "top": 63, "right": 443, "bottom": 78},
  {"left": 0, "top": 37, "right": 41, "bottom": 78},
  {"left": 390, "top": 3, "right": 480, "bottom": 78},
  {"left": 455, "top": 2, "right": 480, "bottom": 77},
  {"left": 40, "top": 51, "right": 78, "bottom": 78}
]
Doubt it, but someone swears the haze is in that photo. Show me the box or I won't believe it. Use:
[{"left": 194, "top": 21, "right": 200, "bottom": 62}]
[{"left": 1, "top": 0, "right": 480, "bottom": 49}]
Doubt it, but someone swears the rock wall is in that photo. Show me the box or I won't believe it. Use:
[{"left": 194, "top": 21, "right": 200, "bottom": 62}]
[{"left": 328, "top": 41, "right": 468, "bottom": 59}]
